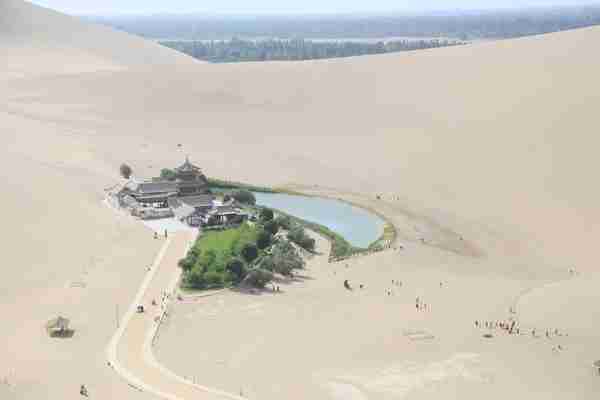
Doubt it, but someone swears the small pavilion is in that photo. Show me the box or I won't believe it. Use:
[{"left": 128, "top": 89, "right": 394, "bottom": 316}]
[{"left": 46, "top": 316, "right": 72, "bottom": 337}]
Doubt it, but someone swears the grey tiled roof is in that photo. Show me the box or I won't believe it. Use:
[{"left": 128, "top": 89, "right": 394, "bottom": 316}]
[
  {"left": 136, "top": 181, "right": 178, "bottom": 194},
  {"left": 179, "top": 194, "right": 214, "bottom": 208},
  {"left": 215, "top": 205, "right": 237, "bottom": 214}
]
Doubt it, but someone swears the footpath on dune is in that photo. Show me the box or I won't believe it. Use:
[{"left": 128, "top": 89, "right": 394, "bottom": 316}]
[{"left": 106, "top": 230, "right": 246, "bottom": 400}]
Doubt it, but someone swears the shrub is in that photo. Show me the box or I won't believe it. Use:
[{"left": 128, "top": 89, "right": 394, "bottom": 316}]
[
  {"left": 275, "top": 215, "right": 293, "bottom": 230},
  {"left": 184, "top": 268, "right": 206, "bottom": 288},
  {"left": 245, "top": 268, "right": 274, "bottom": 288},
  {"left": 287, "top": 226, "right": 315, "bottom": 251},
  {"left": 160, "top": 168, "right": 177, "bottom": 181},
  {"left": 263, "top": 220, "right": 279, "bottom": 236},
  {"left": 204, "top": 270, "right": 224, "bottom": 286},
  {"left": 178, "top": 257, "right": 194, "bottom": 271},
  {"left": 260, "top": 208, "right": 274, "bottom": 222},
  {"left": 198, "top": 249, "right": 217, "bottom": 269},
  {"left": 259, "top": 255, "right": 276, "bottom": 272},
  {"left": 226, "top": 258, "right": 246, "bottom": 283},
  {"left": 120, "top": 163, "right": 132, "bottom": 179},
  {"left": 232, "top": 190, "right": 256, "bottom": 205},
  {"left": 259, "top": 240, "right": 304, "bottom": 276},
  {"left": 241, "top": 243, "right": 259, "bottom": 263},
  {"left": 256, "top": 229, "right": 272, "bottom": 250}
]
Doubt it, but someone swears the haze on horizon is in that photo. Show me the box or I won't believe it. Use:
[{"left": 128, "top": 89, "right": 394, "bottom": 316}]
[{"left": 28, "top": 0, "right": 600, "bottom": 15}]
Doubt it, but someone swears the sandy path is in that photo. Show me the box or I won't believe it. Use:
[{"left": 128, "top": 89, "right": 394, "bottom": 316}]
[{"left": 106, "top": 230, "right": 245, "bottom": 400}]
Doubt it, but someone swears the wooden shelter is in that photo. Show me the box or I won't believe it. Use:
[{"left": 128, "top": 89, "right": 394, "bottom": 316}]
[{"left": 46, "top": 316, "right": 72, "bottom": 337}]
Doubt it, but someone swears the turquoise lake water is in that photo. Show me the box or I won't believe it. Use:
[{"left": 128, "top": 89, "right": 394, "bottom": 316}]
[{"left": 253, "top": 192, "right": 385, "bottom": 248}]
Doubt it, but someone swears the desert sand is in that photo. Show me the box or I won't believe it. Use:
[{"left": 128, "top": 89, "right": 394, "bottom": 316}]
[{"left": 1, "top": 0, "right": 599, "bottom": 399}]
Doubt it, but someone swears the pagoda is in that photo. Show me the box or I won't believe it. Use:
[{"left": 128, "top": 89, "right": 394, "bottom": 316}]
[{"left": 173, "top": 157, "right": 209, "bottom": 197}]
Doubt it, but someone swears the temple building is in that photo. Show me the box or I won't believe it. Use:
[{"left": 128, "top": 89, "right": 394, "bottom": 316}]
[
  {"left": 116, "top": 157, "right": 246, "bottom": 226},
  {"left": 173, "top": 157, "right": 210, "bottom": 196},
  {"left": 119, "top": 157, "right": 210, "bottom": 207}
]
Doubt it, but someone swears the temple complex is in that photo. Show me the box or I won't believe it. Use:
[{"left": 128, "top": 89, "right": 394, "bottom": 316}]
[{"left": 116, "top": 158, "right": 246, "bottom": 226}]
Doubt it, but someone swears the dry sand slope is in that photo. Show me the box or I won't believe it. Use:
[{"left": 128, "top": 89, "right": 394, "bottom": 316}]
[{"left": 1, "top": 0, "right": 599, "bottom": 398}]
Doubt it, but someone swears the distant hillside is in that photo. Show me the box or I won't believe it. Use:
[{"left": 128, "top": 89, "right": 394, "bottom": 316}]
[{"left": 88, "top": 5, "right": 600, "bottom": 41}]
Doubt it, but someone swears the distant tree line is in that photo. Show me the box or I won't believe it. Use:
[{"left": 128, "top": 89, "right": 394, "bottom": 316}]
[
  {"left": 90, "top": 5, "right": 600, "bottom": 41},
  {"left": 160, "top": 37, "right": 462, "bottom": 62}
]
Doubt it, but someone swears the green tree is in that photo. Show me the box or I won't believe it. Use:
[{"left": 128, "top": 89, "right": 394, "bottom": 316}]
[
  {"left": 198, "top": 249, "right": 217, "bottom": 269},
  {"left": 184, "top": 267, "right": 206, "bottom": 288},
  {"left": 260, "top": 208, "right": 274, "bottom": 222},
  {"left": 232, "top": 190, "right": 256, "bottom": 205},
  {"left": 204, "top": 270, "right": 224, "bottom": 286},
  {"left": 178, "top": 257, "right": 194, "bottom": 271},
  {"left": 287, "top": 226, "right": 315, "bottom": 251},
  {"left": 245, "top": 268, "right": 274, "bottom": 288},
  {"left": 160, "top": 168, "right": 177, "bottom": 181},
  {"left": 120, "top": 163, "right": 132, "bottom": 179},
  {"left": 226, "top": 258, "right": 246, "bottom": 283},
  {"left": 263, "top": 220, "right": 279, "bottom": 236},
  {"left": 275, "top": 215, "right": 293, "bottom": 230},
  {"left": 256, "top": 229, "right": 272, "bottom": 250},
  {"left": 259, "top": 239, "right": 304, "bottom": 276},
  {"left": 241, "top": 243, "right": 259, "bottom": 263}
]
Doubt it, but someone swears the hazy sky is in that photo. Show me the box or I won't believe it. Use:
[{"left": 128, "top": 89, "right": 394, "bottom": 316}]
[{"left": 29, "top": 0, "right": 597, "bottom": 15}]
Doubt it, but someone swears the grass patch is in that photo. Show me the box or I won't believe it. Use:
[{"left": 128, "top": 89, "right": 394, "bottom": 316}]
[
  {"left": 207, "top": 178, "right": 277, "bottom": 193},
  {"left": 180, "top": 223, "right": 260, "bottom": 290},
  {"left": 196, "top": 224, "right": 259, "bottom": 255},
  {"left": 368, "top": 222, "right": 396, "bottom": 250}
]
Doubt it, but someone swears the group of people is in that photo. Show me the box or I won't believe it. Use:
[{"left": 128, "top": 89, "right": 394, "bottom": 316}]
[
  {"left": 153, "top": 229, "right": 169, "bottom": 240},
  {"left": 475, "top": 319, "right": 518, "bottom": 335},
  {"left": 474, "top": 318, "right": 567, "bottom": 351},
  {"left": 415, "top": 297, "right": 429, "bottom": 311},
  {"left": 384, "top": 279, "right": 403, "bottom": 296}
]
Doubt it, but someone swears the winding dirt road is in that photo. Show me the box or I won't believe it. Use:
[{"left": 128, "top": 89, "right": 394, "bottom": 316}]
[{"left": 105, "top": 230, "right": 246, "bottom": 400}]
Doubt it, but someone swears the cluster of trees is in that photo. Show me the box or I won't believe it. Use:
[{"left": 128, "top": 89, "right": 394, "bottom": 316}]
[
  {"left": 161, "top": 38, "right": 461, "bottom": 63},
  {"left": 230, "top": 190, "right": 256, "bottom": 205},
  {"left": 259, "top": 240, "right": 305, "bottom": 276},
  {"left": 272, "top": 214, "right": 315, "bottom": 252},
  {"left": 280, "top": 213, "right": 358, "bottom": 259},
  {"left": 93, "top": 6, "right": 600, "bottom": 41},
  {"left": 180, "top": 207, "right": 308, "bottom": 290},
  {"left": 287, "top": 225, "right": 316, "bottom": 252}
]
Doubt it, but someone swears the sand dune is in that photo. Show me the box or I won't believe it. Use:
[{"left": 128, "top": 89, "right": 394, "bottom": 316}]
[{"left": 1, "top": 1, "right": 599, "bottom": 399}]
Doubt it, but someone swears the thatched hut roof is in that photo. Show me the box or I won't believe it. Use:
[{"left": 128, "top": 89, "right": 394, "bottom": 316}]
[{"left": 46, "top": 316, "right": 70, "bottom": 333}]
